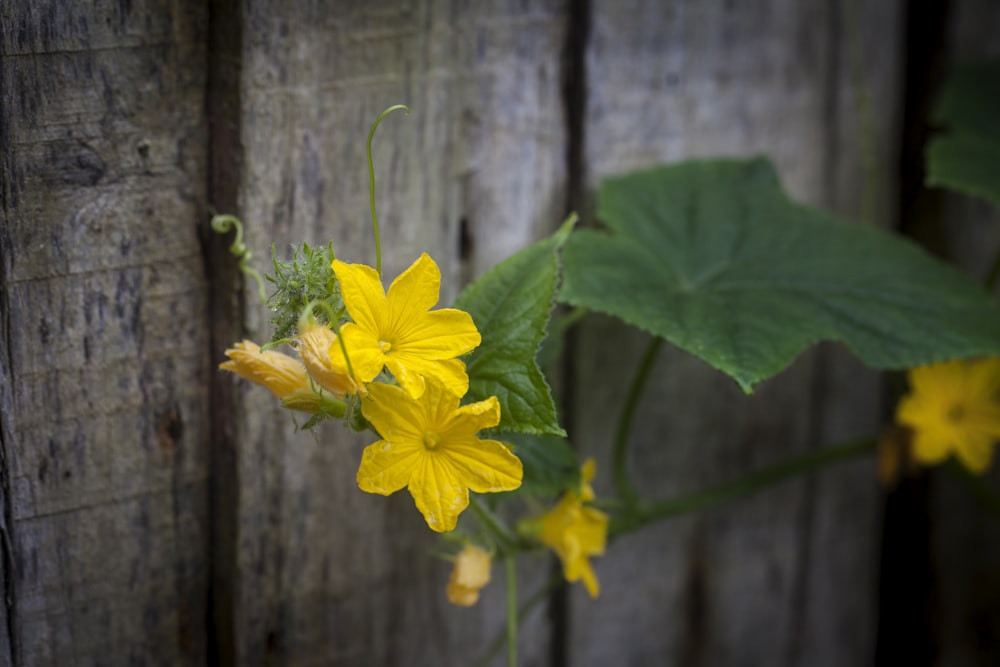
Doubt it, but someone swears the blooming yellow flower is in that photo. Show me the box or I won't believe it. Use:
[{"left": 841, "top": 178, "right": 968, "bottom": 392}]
[
  {"left": 330, "top": 253, "right": 481, "bottom": 398},
  {"left": 532, "top": 459, "right": 608, "bottom": 597},
  {"left": 446, "top": 545, "right": 492, "bottom": 607},
  {"left": 220, "top": 340, "right": 325, "bottom": 412},
  {"left": 896, "top": 357, "right": 1000, "bottom": 473},
  {"left": 296, "top": 321, "right": 363, "bottom": 398},
  {"left": 357, "top": 380, "right": 522, "bottom": 532}
]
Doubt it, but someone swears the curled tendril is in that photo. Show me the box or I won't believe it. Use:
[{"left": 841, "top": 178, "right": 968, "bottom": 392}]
[
  {"left": 211, "top": 214, "right": 267, "bottom": 303},
  {"left": 367, "top": 104, "right": 410, "bottom": 277},
  {"left": 299, "top": 300, "right": 357, "bottom": 386}
]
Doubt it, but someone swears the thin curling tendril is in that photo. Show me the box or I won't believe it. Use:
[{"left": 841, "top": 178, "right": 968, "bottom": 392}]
[
  {"left": 367, "top": 104, "right": 410, "bottom": 277},
  {"left": 211, "top": 214, "right": 268, "bottom": 303}
]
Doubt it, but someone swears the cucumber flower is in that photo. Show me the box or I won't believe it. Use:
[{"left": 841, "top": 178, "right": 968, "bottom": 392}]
[
  {"left": 330, "top": 253, "right": 480, "bottom": 398},
  {"left": 446, "top": 545, "right": 492, "bottom": 607},
  {"left": 220, "top": 340, "right": 328, "bottom": 413},
  {"left": 896, "top": 357, "right": 1000, "bottom": 473},
  {"left": 528, "top": 459, "right": 608, "bottom": 597},
  {"left": 296, "top": 321, "right": 364, "bottom": 398},
  {"left": 357, "top": 380, "right": 523, "bottom": 532}
]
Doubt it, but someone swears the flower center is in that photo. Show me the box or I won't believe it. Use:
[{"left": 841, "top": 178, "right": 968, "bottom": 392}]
[
  {"left": 945, "top": 403, "right": 966, "bottom": 423},
  {"left": 422, "top": 431, "right": 441, "bottom": 451},
  {"left": 379, "top": 339, "right": 392, "bottom": 353}
]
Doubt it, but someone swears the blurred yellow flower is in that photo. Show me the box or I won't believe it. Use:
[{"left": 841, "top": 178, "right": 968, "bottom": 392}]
[
  {"left": 896, "top": 357, "right": 1000, "bottom": 473},
  {"left": 533, "top": 459, "right": 608, "bottom": 597},
  {"left": 330, "top": 253, "right": 480, "bottom": 398},
  {"left": 220, "top": 340, "right": 331, "bottom": 413},
  {"left": 446, "top": 545, "right": 492, "bottom": 607},
  {"left": 358, "top": 381, "right": 522, "bottom": 532},
  {"left": 296, "top": 321, "right": 363, "bottom": 398}
]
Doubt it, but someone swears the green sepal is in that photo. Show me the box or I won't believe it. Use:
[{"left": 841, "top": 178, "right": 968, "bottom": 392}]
[{"left": 267, "top": 242, "right": 344, "bottom": 342}]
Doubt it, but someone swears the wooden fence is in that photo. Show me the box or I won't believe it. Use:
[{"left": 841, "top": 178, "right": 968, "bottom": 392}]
[{"left": 2, "top": 1, "right": 999, "bottom": 665}]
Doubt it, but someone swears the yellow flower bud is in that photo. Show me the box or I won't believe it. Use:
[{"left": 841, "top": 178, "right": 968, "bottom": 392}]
[
  {"left": 296, "top": 322, "right": 363, "bottom": 397},
  {"left": 446, "top": 545, "right": 492, "bottom": 607},
  {"left": 220, "top": 340, "right": 320, "bottom": 412}
]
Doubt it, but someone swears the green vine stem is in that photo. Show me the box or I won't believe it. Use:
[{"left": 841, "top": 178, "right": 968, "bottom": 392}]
[
  {"left": 610, "top": 437, "right": 877, "bottom": 536},
  {"left": 473, "top": 574, "right": 562, "bottom": 667},
  {"left": 211, "top": 214, "right": 267, "bottom": 303},
  {"left": 505, "top": 556, "right": 518, "bottom": 667},
  {"left": 613, "top": 336, "right": 663, "bottom": 509},
  {"left": 366, "top": 104, "right": 410, "bottom": 277}
]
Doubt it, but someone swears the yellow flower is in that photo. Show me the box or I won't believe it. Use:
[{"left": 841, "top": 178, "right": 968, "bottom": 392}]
[
  {"left": 446, "top": 545, "right": 492, "bottom": 607},
  {"left": 330, "top": 253, "right": 481, "bottom": 398},
  {"left": 533, "top": 459, "right": 608, "bottom": 597},
  {"left": 296, "top": 321, "right": 363, "bottom": 398},
  {"left": 220, "top": 340, "right": 325, "bottom": 413},
  {"left": 896, "top": 357, "right": 1000, "bottom": 473},
  {"left": 357, "top": 380, "right": 522, "bottom": 532}
]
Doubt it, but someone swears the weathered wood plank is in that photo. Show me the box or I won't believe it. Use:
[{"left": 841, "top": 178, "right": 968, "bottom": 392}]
[
  {"left": 221, "top": 1, "right": 568, "bottom": 664},
  {"left": 0, "top": 2, "right": 210, "bottom": 664},
  {"left": 569, "top": 1, "right": 901, "bottom": 664}
]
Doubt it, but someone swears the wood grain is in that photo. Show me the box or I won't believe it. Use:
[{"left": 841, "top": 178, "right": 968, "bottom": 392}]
[{"left": 0, "top": 1, "right": 210, "bottom": 664}]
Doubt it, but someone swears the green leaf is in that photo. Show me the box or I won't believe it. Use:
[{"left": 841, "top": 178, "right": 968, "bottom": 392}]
[
  {"left": 455, "top": 219, "right": 575, "bottom": 435},
  {"left": 926, "top": 59, "right": 1000, "bottom": 207},
  {"left": 560, "top": 158, "right": 1000, "bottom": 392},
  {"left": 499, "top": 433, "right": 581, "bottom": 498}
]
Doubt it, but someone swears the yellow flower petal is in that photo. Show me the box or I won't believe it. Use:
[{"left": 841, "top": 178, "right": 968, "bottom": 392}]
[
  {"left": 357, "top": 380, "right": 522, "bottom": 532},
  {"left": 385, "top": 355, "right": 470, "bottom": 401},
  {"left": 408, "top": 455, "right": 472, "bottom": 532},
  {"left": 386, "top": 253, "right": 445, "bottom": 329},
  {"left": 357, "top": 438, "right": 424, "bottom": 496},
  {"left": 332, "top": 260, "right": 385, "bottom": 333},
  {"left": 438, "top": 438, "right": 523, "bottom": 493}
]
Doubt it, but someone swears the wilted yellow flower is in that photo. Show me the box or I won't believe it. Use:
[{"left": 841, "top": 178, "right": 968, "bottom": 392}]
[
  {"left": 532, "top": 459, "right": 607, "bottom": 597},
  {"left": 296, "top": 321, "right": 363, "bottom": 398},
  {"left": 220, "top": 340, "right": 324, "bottom": 412},
  {"left": 330, "top": 253, "right": 481, "bottom": 399},
  {"left": 446, "top": 545, "right": 492, "bottom": 607},
  {"left": 896, "top": 357, "right": 1000, "bottom": 473},
  {"left": 357, "top": 380, "right": 522, "bottom": 532}
]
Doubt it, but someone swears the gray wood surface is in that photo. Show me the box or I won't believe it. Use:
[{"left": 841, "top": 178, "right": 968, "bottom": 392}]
[{"left": 0, "top": 2, "right": 210, "bottom": 664}]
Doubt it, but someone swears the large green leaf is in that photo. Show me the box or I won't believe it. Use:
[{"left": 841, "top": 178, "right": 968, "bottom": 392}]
[
  {"left": 455, "top": 220, "right": 573, "bottom": 435},
  {"left": 926, "top": 59, "right": 1000, "bottom": 207},
  {"left": 560, "top": 158, "right": 1000, "bottom": 392}
]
